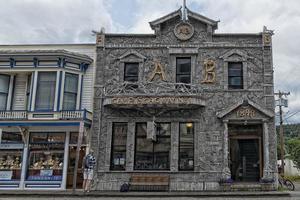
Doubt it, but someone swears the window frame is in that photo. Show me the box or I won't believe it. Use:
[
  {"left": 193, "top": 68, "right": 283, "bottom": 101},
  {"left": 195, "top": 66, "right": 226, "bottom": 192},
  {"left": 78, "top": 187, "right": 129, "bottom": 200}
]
[
  {"left": 124, "top": 62, "right": 139, "bottom": 82},
  {"left": 176, "top": 57, "right": 192, "bottom": 85},
  {"left": 63, "top": 73, "right": 79, "bottom": 111},
  {"left": 35, "top": 72, "right": 57, "bottom": 111},
  {"left": 228, "top": 62, "right": 244, "bottom": 90},
  {"left": 178, "top": 122, "right": 195, "bottom": 171},
  {"left": 110, "top": 122, "right": 128, "bottom": 171},
  {"left": 134, "top": 122, "right": 171, "bottom": 171},
  {"left": 0, "top": 74, "right": 10, "bottom": 111}
]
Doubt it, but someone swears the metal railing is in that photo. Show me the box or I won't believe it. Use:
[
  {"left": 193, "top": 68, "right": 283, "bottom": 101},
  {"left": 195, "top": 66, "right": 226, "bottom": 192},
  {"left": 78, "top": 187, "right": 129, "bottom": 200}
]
[{"left": 0, "top": 110, "right": 92, "bottom": 121}]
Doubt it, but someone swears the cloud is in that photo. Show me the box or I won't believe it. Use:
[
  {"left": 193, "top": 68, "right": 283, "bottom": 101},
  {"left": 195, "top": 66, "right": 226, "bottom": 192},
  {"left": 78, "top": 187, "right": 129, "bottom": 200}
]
[{"left": 0, "top": 0, "right": 114, "bottom": 44}]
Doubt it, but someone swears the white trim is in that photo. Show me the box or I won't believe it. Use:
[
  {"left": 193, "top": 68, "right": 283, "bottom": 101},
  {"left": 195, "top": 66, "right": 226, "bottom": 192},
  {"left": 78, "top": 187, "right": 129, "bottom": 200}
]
[
  {"left": 59, "top": 71, "right": 65, "bottom": 111},
  {"left": 31, "top": 71, "right": 38, "bottom": 111},
  {"left": 20, "top": 144, "right": 29, "bottom": 190},
  {"left": 54, "top": 71, "right": 60, "bottom": 111},
  {"left": 6, "top": 75, "right": 14, "bottom": 110},
  {"left": 61, "top": 131, "right": 70, "bottom": 190},
  {"left": 76, "top": 75, "right": 82, "bottom": 110}
]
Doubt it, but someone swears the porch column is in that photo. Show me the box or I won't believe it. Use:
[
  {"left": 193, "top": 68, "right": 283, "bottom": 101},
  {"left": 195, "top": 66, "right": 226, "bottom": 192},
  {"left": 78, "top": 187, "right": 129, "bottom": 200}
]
[
  {"left": 222, "top": 120, "right": 231, "bottom": 179},
  {"left": 262, "top": 120, "right": 272, "bottom": 180}
]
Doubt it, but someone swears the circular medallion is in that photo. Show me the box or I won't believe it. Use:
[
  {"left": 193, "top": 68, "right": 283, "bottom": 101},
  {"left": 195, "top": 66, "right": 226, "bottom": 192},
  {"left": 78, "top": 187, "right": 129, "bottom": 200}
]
[{"left": 174, "top": 22, "right": 194, "bottom": 41}]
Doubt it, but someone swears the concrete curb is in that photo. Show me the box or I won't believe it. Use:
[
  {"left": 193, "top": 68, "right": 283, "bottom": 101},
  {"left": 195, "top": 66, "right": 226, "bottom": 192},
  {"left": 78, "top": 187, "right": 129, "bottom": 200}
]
[{"left": 0, "top": 191, "right": 291, "bottom": 198}]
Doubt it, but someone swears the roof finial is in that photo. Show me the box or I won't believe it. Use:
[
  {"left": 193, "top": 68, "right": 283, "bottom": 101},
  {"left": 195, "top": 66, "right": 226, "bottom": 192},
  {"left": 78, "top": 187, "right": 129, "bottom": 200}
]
[{"left": 182, "top": 0, "right": 188, "bottom": 21}]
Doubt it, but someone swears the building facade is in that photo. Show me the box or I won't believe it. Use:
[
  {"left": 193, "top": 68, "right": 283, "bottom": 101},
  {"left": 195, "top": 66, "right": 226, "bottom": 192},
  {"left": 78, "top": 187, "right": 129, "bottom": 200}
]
[
  {"left": 92, "top": 7, "right": 277, "bottom": 191},
  {"left": 0, "top": 44, "right": 95, "bottom": 190}
]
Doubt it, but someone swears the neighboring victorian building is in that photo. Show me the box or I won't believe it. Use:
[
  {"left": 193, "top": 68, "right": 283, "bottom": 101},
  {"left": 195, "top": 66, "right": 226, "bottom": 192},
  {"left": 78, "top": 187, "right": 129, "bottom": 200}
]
[
  {"left": 0, "top": 44, "right": 95, "bottom": 190},
  {"left": 93, "top": 5, "right": 276, "bottom": 191}
]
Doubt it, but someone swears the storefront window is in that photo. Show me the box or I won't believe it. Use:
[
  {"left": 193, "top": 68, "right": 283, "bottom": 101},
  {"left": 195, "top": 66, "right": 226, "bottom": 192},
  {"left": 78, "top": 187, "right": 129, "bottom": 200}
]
[
  {"left": 0, "top": 132, "right": 23, "bottom": 181},
  {"left": 27, "top": 133, "right": 65, "bottom": 181},
  {"left": 179, "top": 123, "right": 194, "bottom": 171},
  {"left": 69, "top": 132, "right": 88, "bottom": 145},
  {"left": 134, "top": 123, "right": 170, "bottom": 170},
  {"left": 110, "top": 123, "right": 127, "bottom": 170}
]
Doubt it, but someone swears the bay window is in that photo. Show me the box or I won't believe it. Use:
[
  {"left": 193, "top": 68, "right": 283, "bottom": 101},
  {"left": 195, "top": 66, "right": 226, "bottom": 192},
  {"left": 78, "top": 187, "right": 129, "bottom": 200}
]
[
  {"left": 0, "top": 74, "right": 10, "bottom": 110},
  {"left": 35, "top": 72, "right": 56, "bottom": 111},
  {"left": 63, "top": 73, "right": 78, "bottom": 110}
]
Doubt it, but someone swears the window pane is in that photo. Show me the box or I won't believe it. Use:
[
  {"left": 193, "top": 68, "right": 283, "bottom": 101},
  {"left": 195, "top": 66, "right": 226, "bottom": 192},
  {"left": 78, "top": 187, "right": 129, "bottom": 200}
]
[
  {"left": 63, "top": 93, "right": 77, "bottom": 110},
  {"left": 134, "top": 123, "right": 170, "bottom": 170},
  {"left": 176, "top": 75, "right": 191, "bottom": 84},
  {"left": 124, "top": 63, "right": 139, "bottom": 83},
  {"left": 64, "top": 73, "right": 78, "bottom": 93},
  {"left": 229, "top": 77, "right": 242, "bottom": 86},
  {"left": 26, "top": 74, "right": 32, "bottom": 110},
  {"left": 0, "top": 94, "right": 7, "bottom": 110},
  {"left": 110, "top": 123, "right": 127, "bottom": 170},
  {"left": 176, "top": 58, "right": 191, "bottom": 74},
  {"left": 228, "top": 63, "right": 243, "bottom": 89},
  {"left": 27, "top": 133, "right": 65, "bottom": 181},
  {"left": 0, "top": 150, "right": 23, "bottom": 181},
  {"left": 125, "top": 63, "right": 138, "bottom": 76},
  {"left": 179, "top": 123, "right": 194, "bottom": 171},
  {"left": 35, "top": 72, "right": 56, "bottom": 110},
  {"left": 0, "top": 75, "right": 9, "bottom": 93},
  {"left": 1, "top": 132, "right": 23, "bottom": 143}
]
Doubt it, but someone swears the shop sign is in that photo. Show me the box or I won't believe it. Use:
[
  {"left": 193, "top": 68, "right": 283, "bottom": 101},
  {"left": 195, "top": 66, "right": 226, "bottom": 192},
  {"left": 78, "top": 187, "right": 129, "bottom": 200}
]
[
  {"left": 111, "top": 96, "right": 196, "bottom": 105},
  {"left": 0, "top": 171, "right": 12, "bottom": 180},
  {"left": 40, "top": 169, "right": 53, "bottom": 177},
  {"left": 0, "top": 144, "right": 24, "bottom": 149}
]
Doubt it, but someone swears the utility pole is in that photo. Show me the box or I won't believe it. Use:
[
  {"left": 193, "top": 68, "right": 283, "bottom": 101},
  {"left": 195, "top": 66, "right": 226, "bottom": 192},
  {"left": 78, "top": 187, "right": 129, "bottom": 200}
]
[{"left": 274, "top": 91, "right": 290, "bottom": 176}]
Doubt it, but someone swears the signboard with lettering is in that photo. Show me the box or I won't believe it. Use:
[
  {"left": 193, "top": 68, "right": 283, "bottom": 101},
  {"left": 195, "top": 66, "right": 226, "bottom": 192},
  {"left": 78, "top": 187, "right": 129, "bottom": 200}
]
[
  {"left": 111, "top": 97, "right": 197, "bottom": 105},
  {"left": 0, "top": 171, "right": 13, "bottom": 180},
  {"left": 0, "top": 144, "right": 24, "bottom": 149}
]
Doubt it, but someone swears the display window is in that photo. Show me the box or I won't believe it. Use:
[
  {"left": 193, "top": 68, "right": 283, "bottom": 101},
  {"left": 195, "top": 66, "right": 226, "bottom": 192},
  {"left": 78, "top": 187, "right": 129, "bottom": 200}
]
[
  {"left": 0, "top": 132, "right": 23, "bottom": 181},
  {"left": 26, "top": 133, "right": 65, "bottom": 181},
  {"left": 134, "top": 123, "right": 171, "bottom": 170},
  {"left": 179, "top": 123, "right": 194, "bottom": 171}
]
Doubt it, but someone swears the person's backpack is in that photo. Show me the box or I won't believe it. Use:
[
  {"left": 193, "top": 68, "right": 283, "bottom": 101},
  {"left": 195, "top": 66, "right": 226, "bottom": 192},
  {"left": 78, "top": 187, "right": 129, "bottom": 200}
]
[{"left": 120, "top": 183, "right": 129, "bottom": 192}]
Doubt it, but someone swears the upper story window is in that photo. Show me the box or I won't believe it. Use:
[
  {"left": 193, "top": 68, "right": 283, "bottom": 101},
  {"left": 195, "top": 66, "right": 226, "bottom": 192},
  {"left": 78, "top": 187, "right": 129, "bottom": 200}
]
[
  {"left": 63, "top": 73, "right": 78, "bottom": 110},
  {"left": 26, "top": 74, "right": 32, "bottom": 111},
  {"left": 124, "top": 63, "right": 139, "bottom": 82},
  {"left": 228, "top": 62, "right": 243, "bottom": 89},
  {"left": 35, "top": 72, "right": 56, "bottom": 111},
  {"left": 0, "top": 74, "right": 10, "bottom": 110},
  {"left": 176, "top": 57, "right": 191, "bottom": 84}
]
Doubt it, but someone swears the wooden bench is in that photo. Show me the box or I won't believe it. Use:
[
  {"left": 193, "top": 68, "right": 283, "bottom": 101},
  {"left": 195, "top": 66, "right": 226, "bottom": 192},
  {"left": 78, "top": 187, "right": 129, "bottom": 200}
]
[{"left": 129, "top": 174, "right": 170, "bottom": 191}]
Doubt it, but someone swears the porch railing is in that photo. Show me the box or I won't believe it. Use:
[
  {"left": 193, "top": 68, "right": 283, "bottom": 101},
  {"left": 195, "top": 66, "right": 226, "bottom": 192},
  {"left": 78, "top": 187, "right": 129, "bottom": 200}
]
[{"left": 0, "top": 110, "right": 92, "bottom": 121}]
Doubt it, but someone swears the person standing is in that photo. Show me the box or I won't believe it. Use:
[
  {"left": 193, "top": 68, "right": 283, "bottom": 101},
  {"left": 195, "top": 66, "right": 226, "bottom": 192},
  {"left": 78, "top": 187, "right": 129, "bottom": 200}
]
[{"left": 82, "top": 149, "right": 96, "bottom": 193}]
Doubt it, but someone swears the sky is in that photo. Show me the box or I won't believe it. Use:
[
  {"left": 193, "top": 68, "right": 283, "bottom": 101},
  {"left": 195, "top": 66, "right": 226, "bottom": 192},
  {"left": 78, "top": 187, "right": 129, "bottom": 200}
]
[{"left": 0, "top": 0, "right": 299, "bottom": 124}]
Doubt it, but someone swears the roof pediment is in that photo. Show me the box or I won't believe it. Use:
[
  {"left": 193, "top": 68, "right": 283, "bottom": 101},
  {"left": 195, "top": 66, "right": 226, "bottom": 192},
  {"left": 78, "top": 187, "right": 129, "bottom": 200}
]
[
  {"left": 149, "top": 8, "right": 218, "bottom": 30},
  {"left": 217, "top": 99, "right": 274, "bottom": 120},
  {"left": 118, "top": 50, "right": 146, "bottom": 62},
  {"left": 219, "top": 49, "right": 252, "bottom": 61}
]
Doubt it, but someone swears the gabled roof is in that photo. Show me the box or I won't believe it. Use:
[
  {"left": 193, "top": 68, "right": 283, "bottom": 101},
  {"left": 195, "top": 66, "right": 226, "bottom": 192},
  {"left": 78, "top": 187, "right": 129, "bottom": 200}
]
[
  {"left": 217, "top": 99, "right": 274, "bottom": 119},
  {"left": 149, "top": 7, "right": 218, "bottom": 30}
]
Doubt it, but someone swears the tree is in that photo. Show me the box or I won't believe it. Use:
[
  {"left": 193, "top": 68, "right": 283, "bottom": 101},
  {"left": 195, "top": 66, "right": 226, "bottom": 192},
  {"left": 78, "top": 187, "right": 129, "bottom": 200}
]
[{"left": 286, "top": 138, "right": 300, "bottom": 170}]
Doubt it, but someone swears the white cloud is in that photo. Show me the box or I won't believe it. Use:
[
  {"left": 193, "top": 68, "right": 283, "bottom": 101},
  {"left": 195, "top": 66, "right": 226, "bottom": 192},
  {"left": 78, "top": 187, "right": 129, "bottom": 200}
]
[{"left": 0, "top": 0, "right": 114, "bottom": 44}]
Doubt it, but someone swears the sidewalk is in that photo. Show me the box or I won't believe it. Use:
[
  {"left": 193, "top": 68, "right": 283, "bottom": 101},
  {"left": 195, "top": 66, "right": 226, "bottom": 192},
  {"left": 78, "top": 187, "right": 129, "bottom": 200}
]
[{"left": 0, "top": 190, "right": 292, "bottom": 198}]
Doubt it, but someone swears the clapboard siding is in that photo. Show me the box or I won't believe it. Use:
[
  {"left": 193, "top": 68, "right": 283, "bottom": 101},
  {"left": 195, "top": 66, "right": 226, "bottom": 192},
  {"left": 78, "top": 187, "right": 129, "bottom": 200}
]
[{"left": 12, "top": 74, "right": 27, "bottom": 110}]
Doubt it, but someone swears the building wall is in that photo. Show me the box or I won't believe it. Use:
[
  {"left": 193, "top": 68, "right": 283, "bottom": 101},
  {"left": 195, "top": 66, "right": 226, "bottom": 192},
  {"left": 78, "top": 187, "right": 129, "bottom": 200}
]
[
  {"left": 92, "top": 12, "right": 276, "bottom": 191},
  {"left": 0, "top": 44, "right": 96, "bottom": 112}
]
